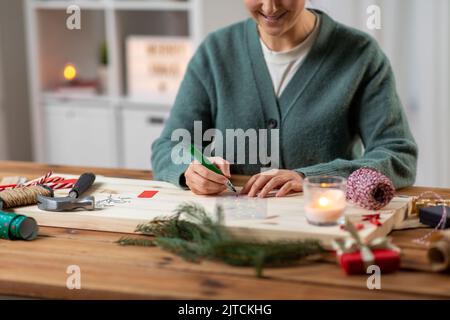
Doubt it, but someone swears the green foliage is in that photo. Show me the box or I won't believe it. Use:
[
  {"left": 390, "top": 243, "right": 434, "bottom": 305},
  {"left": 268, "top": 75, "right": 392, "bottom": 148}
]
[
  {"left": 118, "top": 202, "right": 324, "bottom": 277},
  {"left": 117, "top": 237, "right": 155, "bottom": 247},
  {"left": 100, "top": 41, "right": 108, "bottom": 66}
]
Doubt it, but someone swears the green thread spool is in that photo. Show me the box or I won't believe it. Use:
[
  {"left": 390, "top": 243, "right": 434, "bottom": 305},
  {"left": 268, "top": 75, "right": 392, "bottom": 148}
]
[
  {"left": 0, "top": 211, "right": 39, "bottom": 241},
  {"left": 0, "top": 212, "right": 15, "bottom": 239}
]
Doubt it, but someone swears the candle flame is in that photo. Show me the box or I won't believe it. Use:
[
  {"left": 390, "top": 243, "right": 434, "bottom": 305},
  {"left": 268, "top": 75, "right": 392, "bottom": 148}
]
[
  {"left": 319, "top": 196, "right": 329, "bottom": 207},
  {"left": 63, "top": 64, "right": 77, "bottom": 81}
]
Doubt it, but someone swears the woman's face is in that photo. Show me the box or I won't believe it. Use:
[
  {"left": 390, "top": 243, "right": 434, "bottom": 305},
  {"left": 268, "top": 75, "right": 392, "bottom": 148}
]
[{"left": 244, "top": 0, "right": 307, "bottom": 37}]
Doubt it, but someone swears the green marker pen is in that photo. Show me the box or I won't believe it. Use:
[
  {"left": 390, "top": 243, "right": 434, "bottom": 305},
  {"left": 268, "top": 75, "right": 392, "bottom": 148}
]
[{"left": 189, "top": 144, "right": 237, "bottom": 193}]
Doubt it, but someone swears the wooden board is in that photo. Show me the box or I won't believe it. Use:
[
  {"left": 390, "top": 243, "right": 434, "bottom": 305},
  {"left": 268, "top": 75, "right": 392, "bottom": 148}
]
[{"left": 12, "top": 174, "right": 413, "bottom": 247}]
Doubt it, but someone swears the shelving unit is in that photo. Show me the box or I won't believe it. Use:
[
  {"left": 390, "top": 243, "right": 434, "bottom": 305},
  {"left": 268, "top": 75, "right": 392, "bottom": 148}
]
[{"left": 24, "top": 0, "right": 247, "bottom": 169}]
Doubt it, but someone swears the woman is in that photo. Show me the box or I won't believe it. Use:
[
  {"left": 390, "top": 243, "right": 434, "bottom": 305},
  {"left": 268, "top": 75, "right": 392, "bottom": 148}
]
[{"left": 151, "top": 0, "right": 418, "bottom": 198}]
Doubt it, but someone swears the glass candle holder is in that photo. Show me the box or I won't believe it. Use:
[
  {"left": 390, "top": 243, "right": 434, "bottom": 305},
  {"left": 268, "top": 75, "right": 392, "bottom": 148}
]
[{"left": 303, "top": 176, "right": 347, "bottom": 226}]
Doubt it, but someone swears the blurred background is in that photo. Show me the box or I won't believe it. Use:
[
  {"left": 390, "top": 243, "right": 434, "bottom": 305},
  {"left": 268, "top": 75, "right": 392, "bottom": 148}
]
[{"left": 0, "top": 0, "right": 448, "bottom": 188}]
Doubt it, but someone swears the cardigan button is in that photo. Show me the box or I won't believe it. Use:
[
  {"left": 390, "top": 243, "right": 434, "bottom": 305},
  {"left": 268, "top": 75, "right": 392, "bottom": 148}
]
[
  {"left": 263, "top": 161, "right": 272, "bottom": 168},
  {"left": 267, "top": 119, "right": 278, "bottom": 129}
]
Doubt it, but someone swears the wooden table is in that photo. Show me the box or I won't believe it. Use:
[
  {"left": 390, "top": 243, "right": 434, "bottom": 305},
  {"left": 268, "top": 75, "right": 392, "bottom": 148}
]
[{"left": 0, "top": 161, "right": 449, "bottom": 299}]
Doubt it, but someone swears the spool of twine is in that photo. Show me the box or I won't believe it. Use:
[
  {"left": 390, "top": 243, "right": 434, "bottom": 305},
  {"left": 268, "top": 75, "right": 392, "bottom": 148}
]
[
  {"left": 428, "top": 230, "right": 450, "bottom": 272},
  {"left": 0, "top": 185, "right": 53, "bottom": 210},
  {"left": 346, "top": 167, "right": 395, "bottom": 210}
]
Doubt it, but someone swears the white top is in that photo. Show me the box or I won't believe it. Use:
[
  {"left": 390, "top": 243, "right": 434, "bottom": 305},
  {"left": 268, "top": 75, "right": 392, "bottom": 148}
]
[{"left": 260, "top": 13, "right": 321, "bottom": 97}]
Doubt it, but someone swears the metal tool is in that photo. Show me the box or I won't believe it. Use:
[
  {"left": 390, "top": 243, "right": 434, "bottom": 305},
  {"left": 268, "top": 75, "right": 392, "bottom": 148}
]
[{"left": 37, "top": 173, "right": 96, "bottom": 212}]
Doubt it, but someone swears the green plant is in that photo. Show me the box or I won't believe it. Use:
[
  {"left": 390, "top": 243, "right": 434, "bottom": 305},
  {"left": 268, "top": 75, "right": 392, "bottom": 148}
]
[{"left": 100, "top": 41, "right": 108, "bottom": 66}]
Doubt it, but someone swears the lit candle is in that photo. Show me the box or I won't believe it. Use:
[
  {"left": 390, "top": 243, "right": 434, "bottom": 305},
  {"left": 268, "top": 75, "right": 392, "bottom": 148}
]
[
  {"left": 63, "top": 63, "right": 77, "bottom": 82},
  {"left": 303, "top": 176, "right": 347, "bottom": 226}
]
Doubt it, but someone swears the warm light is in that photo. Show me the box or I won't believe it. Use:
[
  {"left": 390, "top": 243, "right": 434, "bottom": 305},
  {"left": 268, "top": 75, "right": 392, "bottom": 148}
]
[
  {"left": 318, "top": 196, "right": 329, "bottom": 207},
  {"left": 63, "top": 64, "right": 77, "bottom": 81}
]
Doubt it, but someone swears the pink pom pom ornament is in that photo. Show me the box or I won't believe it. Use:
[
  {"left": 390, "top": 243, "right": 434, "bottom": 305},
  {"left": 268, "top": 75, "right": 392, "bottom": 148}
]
[{"left": 346, "top": 168, "right": 395, "bottom": 211}]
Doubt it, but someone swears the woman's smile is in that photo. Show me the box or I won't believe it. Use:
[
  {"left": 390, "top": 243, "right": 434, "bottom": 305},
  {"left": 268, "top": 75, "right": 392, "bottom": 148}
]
[
  {"left": 259, "top": 10, "right": 289, "bottom": 25},
  {"left": 246, "top": 0, "right": 316, "bottom": 51}
]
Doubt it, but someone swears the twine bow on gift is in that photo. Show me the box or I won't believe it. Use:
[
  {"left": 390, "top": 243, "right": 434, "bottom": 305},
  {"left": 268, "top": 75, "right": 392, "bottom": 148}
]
[{"left": 332, "top": 217, "right": 400, "bottom": 268}]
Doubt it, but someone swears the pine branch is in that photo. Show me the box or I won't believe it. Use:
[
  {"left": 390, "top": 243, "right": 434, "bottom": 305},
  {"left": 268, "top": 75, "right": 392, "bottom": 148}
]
[
  {"left": 118, "top": 203, "right": 324, "bottom": 277},
  {"left": 154, "top": 237, "right": 209, "bottom": 262},
  {"left": 212, "top": 239, "right": 324, "bottom": 267},
  {"left": 117, "top": 237, "right": 155, "bottom": 247}
]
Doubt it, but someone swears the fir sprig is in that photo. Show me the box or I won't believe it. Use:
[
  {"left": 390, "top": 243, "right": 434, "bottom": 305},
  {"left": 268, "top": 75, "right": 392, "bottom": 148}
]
[
  {"left": 117, "top": 237, "right": 155, "bottom": 247},
  {"left": 118, "top": 202, "right": 324, "bottom": 277}
]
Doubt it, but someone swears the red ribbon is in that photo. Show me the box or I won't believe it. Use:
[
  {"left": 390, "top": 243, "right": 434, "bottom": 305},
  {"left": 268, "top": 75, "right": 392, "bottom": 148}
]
[
  {"left": 362, "top": 213, "right": 382, "bottom": 227},
  {"left": 0, "top": 184, "right": 18, "bottom": 191},
  {"left": 0, "top": 176, "right": 75, "bottom": 191}
]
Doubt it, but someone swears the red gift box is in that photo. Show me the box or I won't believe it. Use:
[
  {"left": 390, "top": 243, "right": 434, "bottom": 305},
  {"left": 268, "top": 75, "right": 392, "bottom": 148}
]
[
  {"left": 333, "top": 217, "right": 401, "bottom": 275},
  {"left": 339, "top": 248, "right": 400, "bottom": 275}
]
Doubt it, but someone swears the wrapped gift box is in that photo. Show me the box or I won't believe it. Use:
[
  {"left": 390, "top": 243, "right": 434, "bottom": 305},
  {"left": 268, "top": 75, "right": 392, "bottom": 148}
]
[
  {"left": 419, "top": 206, "right": 450, "bottom": 229},
  {"left": 338, "top": 249, "right": 401, "bottom": 275}
]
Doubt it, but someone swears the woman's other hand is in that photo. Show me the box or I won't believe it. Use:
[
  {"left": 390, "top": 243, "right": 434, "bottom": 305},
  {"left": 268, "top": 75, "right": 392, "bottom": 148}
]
[
  {"left": 184, "top": 157, "right": 231, "bottom": 195},
  {"left": 241, "top": 169, "right": 304, "bottom": 198}
]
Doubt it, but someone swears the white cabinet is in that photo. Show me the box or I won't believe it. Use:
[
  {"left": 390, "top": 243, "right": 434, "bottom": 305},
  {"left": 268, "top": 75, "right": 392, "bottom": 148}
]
[
  {"left": 44, "top": 100, "right": 118, "bottom": 168},
  {"left": 121, "top": 107, "right": 169, "bottom": 170}
]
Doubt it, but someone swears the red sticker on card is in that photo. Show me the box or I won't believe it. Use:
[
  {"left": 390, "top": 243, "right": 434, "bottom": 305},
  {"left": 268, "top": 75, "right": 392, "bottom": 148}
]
[{"left": 138, "top": 190, "right": 159, "bottom": 198}]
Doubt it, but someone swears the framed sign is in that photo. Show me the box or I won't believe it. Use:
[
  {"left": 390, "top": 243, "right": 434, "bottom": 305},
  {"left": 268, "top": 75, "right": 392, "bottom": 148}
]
[{"left": 126, "top": 36, "right": 193, "bottom": 104}]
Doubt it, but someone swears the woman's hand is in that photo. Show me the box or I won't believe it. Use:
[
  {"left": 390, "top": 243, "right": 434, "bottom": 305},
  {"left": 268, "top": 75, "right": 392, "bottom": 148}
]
[
  {"left": 184, "top": 157, "right": 231, "bottom": 195},
  {"left": 241, "top": 169, "right": 304, "bottom": 198}
]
